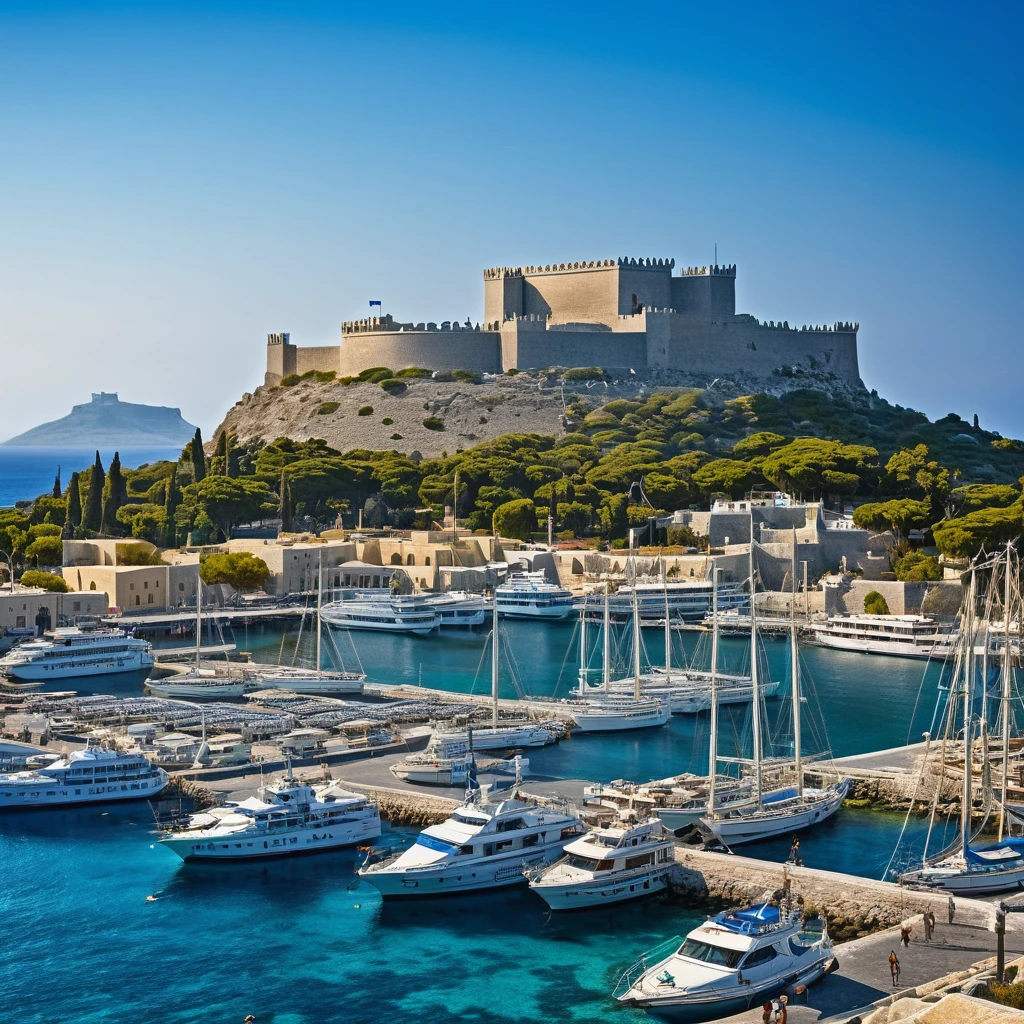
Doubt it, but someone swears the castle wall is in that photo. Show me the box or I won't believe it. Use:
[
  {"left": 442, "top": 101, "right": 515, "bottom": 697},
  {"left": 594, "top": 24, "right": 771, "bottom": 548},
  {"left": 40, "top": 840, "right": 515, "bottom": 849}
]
[
  {"left": 616, "top": 266, "right": 673, "bottom": 316},
  {"left": 500, "top": 321, "right": 646, "bottom": 372},
  {"left": 662, "top": 313, "right": 861, "bottom": 384},
  {"left": 671, "top": 273, "right": 736, "bottom": 316},
  {"left": 483, "top": 274, "right": 523, "bottom": 324},
  {"left": 338, "top": 331, "right": 501, "bottom": 376},
  {"left": 520, "top": 266, "right": 619, "bottom": 324},
  {"left": 265, "top": 334, "right": 296, "bottom": 384},
  {"left": 294, "top": 346, "right": 341, "bottom": 375}
]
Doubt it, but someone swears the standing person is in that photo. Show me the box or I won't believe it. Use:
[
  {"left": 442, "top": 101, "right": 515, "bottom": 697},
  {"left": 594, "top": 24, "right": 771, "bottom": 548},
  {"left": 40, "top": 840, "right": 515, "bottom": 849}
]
[
  {"left": 888, "top": 949, "right": 900, "bottom": 986},
  {"left": 948, "top": 896, "right": 956, "bottom": 925},
  {"left": 924, "top": 910, "right": 934, "bottom": 941},
  {"left": 901, "top": 923, "right": 912, "bottom": 947},
  {"left": 761, "top": 1001, "right": 773, "bottom": 1024}
]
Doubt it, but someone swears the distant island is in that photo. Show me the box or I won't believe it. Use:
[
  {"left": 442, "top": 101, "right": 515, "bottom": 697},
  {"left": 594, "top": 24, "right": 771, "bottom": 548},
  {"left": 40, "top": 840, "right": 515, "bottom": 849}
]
[{"left": 2, "top": 392, "right": 197, "bottom": 447}]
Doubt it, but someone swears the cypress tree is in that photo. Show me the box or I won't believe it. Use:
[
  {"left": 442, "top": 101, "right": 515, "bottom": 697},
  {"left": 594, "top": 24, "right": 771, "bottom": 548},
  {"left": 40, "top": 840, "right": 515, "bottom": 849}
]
[
  {"left": 227, "top": 433, "right": 240, "bottom": 478},
  {"left": 548, "top": 483, "right": 557, "bottom": 526},
  {"left": 52, "top": 465, "right": 61, "bottom": 499},
  {"left": 191, "top": 427, "right": 206, "bottom": 483},
  {"left": 101, "top": 452, "right": 127, "bottom": 535},
  {"left": 279, "top": 470, "right": 293, "bottom": 533},
  {"left": 214, "top": 430, "right": 228, "bottom": 475},
  {"left": 164, "top": 465, "right": 180, "bottom": 547},
  {"left": 64, "top": 471, "right": 82, "bottom": 539},
  {"left": 82, "top": 452, "right": 105, "bottom": 533}
]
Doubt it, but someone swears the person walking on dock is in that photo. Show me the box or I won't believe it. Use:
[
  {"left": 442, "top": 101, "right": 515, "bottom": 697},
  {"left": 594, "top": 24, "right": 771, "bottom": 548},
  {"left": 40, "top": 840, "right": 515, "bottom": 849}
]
[
  {"left": 888, "top": 949, "right": 900, "bottom": 986},
  {"left": 947, "top": 896, "right": 956, "bottom": 925},
  {"left": 900, "top": 922, "right": 912, "bottom": 947},
  {"left": 924, "top": 910, "right": 935, "bottom": 941}
]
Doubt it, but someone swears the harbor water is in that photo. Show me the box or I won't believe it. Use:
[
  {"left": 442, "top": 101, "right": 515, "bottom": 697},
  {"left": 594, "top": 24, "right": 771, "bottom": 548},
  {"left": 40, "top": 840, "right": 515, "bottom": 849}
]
[{"left": 3, "top": 618, "right": 960, "bottom": 1023}]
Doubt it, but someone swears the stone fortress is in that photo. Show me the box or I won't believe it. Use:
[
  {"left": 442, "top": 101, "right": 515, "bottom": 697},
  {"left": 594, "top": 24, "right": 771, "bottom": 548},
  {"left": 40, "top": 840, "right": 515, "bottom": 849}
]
[{"left": 265, "top": 256, "right": 861, "bottom": 386}]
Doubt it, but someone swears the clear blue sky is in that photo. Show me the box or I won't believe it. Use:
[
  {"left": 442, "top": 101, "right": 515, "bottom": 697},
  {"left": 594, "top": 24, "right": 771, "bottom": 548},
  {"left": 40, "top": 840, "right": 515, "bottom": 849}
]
[{"left": 2, "top": 1, "right": 1021, "bottom": 440}]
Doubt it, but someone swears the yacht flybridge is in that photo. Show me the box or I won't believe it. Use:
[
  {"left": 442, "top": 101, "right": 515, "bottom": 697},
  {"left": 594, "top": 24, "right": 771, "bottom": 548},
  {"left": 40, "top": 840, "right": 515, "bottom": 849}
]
[
  {"left": 614, "top": 899, "right": 834, "bottom": 1021},
  {"left": 528, "top": 816, "right": 675, "bottom": 909},
  {"left": 0, "top": 627, "right": 153, "bottom": 681},
  {"left": 900, "top": 544, "right": 1024, "bottom": 894},
  {"left": 159, "top": 763, "right": 380, "bottom": 861},
  {"left": 358, "top": 764, "right": 585, "bottom": 897}
]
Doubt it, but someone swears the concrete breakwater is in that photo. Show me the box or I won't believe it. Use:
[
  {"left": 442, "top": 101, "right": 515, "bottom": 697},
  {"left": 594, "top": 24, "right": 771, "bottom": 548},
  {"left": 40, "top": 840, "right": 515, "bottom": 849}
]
[
  {"left": 341, "top": 782, "right": 458, "bottom": 828},
  {"left": 669, "top": 847, "right": 996, "bottom": 942}
]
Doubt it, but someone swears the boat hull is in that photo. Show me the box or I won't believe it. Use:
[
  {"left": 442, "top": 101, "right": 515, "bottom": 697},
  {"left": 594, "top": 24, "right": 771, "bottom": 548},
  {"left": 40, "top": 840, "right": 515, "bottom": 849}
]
[
  {"left": 704, "top": 784, "right": 848, "bottom": 845},
  {"left": 0, "top": 774, "right": 169, "bottom": 809},
  {"left": 146, "top": 682, "right": 246, "bottom": 698},
  {"left": 531, "top": 870, "right": 669, "bottom": 910},
  {"left": 900, "top": 864, "right": 1024, "bottom": 895},
  {"left": 6, "top": 652, "right": 154, "bottom": 681},
  {"left": 811, "top": 634, "right": 952, "bottom": 660},
  {"left": 571, "top": 708, "right": 671, "bottom": 732}
]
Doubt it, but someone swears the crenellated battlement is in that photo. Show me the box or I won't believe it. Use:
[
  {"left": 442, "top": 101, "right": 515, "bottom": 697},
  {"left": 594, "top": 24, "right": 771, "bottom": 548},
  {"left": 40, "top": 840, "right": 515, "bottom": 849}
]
[
  {"left": 267, "top": 332, "right": 291, "bottom": 346},
  {"left": 750, "top": 319, "right": 859, "bottom": 333},
  {"left": 342, "top": 313, "right": 488, "bottom": 335},
  {"left": 483, "top": 257, "right": 675, "bottom": 279},
  {"left": 680, "top": 264, "right": 736, "bottom": 277}
]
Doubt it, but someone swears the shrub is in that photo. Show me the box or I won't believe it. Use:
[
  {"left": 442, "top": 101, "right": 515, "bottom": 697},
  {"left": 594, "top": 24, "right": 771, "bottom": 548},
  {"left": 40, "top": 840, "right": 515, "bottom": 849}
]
[
  {"left": 505, "top": 368, "right": 521, "bottom": 375},
  {"left": 357, "top": 366, "right": 393, "bottom": 382},
  {"left": 863, "top": 590, "right": 891, "bottom": 615},
  {"left": 317, "top": 402, "right": 340, "bottom": 415},
  {"left": 893, "top": 551, "right": 942, "bottom": 581},
  {"left": 610, "top": 538, "right": 628, "bottom": 549},
  {"left": 423, "top": 417, "right": 445, "bottom": 431},
  {"left": 492, "top": 498, "right": 538, "bottom": 540},
  {"left": 396, "top": 367, "right": 432, "bottom": 378},
  {"left": 452, "top": 370, "right": 479, "bottom": 383},
  {"left": 116, "top": 542, "right": 165, "bottom": 566},
  {"left": 279, "top": 373, "right": 302, "bottom": 387},
  {"left": 601, "top": 399, "right": 641, "bottom": 418},
  {"left": 200, "top": 552, "right": 271, "bottom": 592},
  {"left": 380, "top": 378, "right": 407, "bottom": 394},
  {"left": 391, "top": 433, "right": 403, "bottom": 440},
  {"left": 562, "top": 367, "right": 605, "bottom": 381},
  {"left": 20, "top": 570, "right": 69, "bottom": 592},
  {"left": 311, "top": 370, "right": 336, "bottom": 383},
  {"left": 382, "top": 417, "right": 394, "bottom": 425},
  {"left": 339, "top": 375, "right": 356, "bottom": 385},
  {"left": 358, "top": 406, "right": 374, "bottom": 416},
  {"left": 985, "top": 977, "right": 1024, "bottom": 1009}
]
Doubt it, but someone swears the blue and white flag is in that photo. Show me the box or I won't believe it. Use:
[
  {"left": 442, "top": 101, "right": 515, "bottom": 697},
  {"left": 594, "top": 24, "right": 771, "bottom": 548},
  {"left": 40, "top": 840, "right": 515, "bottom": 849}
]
[{"left": 369, "top": 300, "right": 382, "bottom": 308}]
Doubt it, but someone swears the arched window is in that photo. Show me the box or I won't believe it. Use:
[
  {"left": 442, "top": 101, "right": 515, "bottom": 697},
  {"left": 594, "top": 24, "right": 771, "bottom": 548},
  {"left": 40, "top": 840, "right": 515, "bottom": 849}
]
[
  {"left": 135, "top": 595, "right": 140, "bottom": 606},
  {"left": 406, "top": 554, "right": 415, "bottom": 566},
  {"left": 390, "top": 553, "right": 402, "bottom": 565},
  {"left": 147, "top": 593, "right": 154, "bottom": 604},
  {"left": 89, "top": 582, "right": 96, "bottom": 591},
  {"left": 425, "top": 557, "right": 431, "bottom": 566}
]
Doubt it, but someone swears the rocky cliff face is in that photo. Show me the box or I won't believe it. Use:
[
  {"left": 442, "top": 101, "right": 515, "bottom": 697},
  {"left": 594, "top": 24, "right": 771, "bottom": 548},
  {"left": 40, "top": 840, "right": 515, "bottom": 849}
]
[{"left": 3, "top": 393, "right": 197, "bottom": 447}]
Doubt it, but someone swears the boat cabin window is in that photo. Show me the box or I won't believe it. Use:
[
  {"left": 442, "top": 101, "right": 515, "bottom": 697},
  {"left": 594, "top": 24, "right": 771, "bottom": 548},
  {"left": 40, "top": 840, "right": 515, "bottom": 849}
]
[
  {"left": 678, "top": 939, "right": 744, "bottom": 969},
  {"left": 565, "top": 854, "right": 600, "bottom": 870},
  {"left": 495, "top": 817, "right": 525, "bottom": 833},
  {"left": 625, "top": 853, "right": 654, "bottom": 870},
  {"left": 452, "top": 812, "right": 488, "bottom": 826},
  {"left": 740, "top": 946, "right": 779, "bottom": 969}
]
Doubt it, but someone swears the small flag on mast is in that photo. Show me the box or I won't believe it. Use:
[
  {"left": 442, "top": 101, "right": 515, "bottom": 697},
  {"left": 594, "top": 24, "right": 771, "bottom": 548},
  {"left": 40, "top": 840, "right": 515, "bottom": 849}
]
[{"left": 369, "top": 300, "right": 382, "bottom": 308}]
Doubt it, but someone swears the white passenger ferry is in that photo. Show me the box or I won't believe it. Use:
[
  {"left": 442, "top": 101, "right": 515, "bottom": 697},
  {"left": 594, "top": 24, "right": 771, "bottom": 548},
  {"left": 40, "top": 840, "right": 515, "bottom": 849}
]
[
  {"left": 159, "top": 766, "right": 380, "bottom": 861},
  {"left": 615, "top": 901, "right": 834, "bottom": 1020},
  {"left": 358, "top": 784, "right": 584, "bottom": 897},
  {"left": 809, "top": 614, "right": 954, "bottom": 659},
  {"left": 0, "top": 746, "right": 168, "bottom": 809},
  {"left": 425, "top": 592, "right": 489, "bottom": 628},
  {"left": 495, "top": 572, "right": 575, "bottom": 620},
  {"left": 600, "top": 580, "right": 748, "bottom": 624},
  {"left": 0, "top": 627, "right": 154, "bottom": 681},
  {"left": 320, "top": 594, "right": 441, "bottom": 634},
  {"left": 528, "top": 816, "right": 675, "bottom": 909}
]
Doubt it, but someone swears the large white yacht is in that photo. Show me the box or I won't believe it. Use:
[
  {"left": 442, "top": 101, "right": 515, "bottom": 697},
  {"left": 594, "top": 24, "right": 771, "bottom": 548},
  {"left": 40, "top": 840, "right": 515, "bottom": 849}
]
[
  {"left": 320, "top": 594, "right": 441, "bottom": 634},
  {"left": 0, "top": 746, "right": 169, "bottom": 808},
  {"left": 567, "top": 695, "right": 670, "bottom": 732},
  {"left": 0, "top": 627, "right": 154, "bottom": 681},
  {"left": 615, "top": 901, "right": 834, "bottom": 1020},
  {"left": 495, "top": 572, "right": 575, "bottom": 620},
  {"left": 809, "top": 613, "right": 954, "bottom": 659},
  {"left": 390, "top": 734, "right": 476, "bottom": 785},
  {"left": 528, "top": 816, "right": 675, "bottom": 909},
  {"left": 158, "top": 767, "right": 380, "bottom": 861},
  {"left": 249, "top": 665, "right": 366, "bottom": 696},
  {"left": 605, "top": 670, "right": 784, "bottom": 714},
  {"left": 601, "top": 579, "right": 748, "bottom": 624},
  {"left": 433, "top": 723, "right": 558, "bottom": 750},
  {"left": 146, "top": 669, "right": 252, "bottom": 699},
  {"left": 358, "top": 783, "right": 585, "bottom": 897},
  {"left": 425, "top": 591, "right": 489, "bottom": 628}
]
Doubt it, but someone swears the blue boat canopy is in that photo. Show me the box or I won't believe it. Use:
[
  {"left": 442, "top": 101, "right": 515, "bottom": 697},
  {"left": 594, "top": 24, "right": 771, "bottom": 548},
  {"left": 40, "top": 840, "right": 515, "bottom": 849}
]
[
  {"left": 965, "top": 836, "right": 1024, "bottom": 866},
  {"left": 713, "top": 903, "right": 781, "bottom": 933}
]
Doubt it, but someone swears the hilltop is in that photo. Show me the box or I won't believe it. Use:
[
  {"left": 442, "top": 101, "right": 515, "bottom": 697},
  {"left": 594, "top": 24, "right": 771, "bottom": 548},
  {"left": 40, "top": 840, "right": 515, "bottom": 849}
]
[{"left": 3, "top": 393, "right": 198, "bottom": 447}]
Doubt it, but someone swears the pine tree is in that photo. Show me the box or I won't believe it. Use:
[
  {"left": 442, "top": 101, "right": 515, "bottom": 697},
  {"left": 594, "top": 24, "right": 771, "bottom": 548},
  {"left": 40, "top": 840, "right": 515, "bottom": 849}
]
[
  {"left": 52, "top": 466, "right": 61, "bottom": 499},
  {"left": 64, "top": 471, "right": 82, "bottom": 539},
  {"left": 164, "top": 465, "right": 180, "bottom": 547},
  {"left": 227, "top": 433, "right": 240, "bottom": 478},
  {"left": 214, "top": 430, "right": 228, "bottom": 475},
  {"left": 191, "top": 427, "right": 206, "bottom": 483},
  {"left": 82, "top": 452, "right": 105, "bottom": 533},
  {"left": 101, "top": 452, "right": 127, "bottom": 535},
  {"left": 279, "top": 470, "right": 293, "bottom": 533}
]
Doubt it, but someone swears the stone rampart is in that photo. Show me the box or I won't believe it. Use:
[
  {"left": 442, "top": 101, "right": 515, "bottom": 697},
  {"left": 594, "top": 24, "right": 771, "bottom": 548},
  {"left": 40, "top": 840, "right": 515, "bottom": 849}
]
[{"left": 338, "top": 330, "right": 501, "bottom": 376}]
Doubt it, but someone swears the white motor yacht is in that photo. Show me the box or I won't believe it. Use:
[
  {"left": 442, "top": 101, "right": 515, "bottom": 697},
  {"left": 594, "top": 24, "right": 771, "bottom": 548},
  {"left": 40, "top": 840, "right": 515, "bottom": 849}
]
[
  {"left": 390, "top": 734, "right": 476, "bottom": 785},
  {"left": 250, "top": 665, "right": 365, "bottom": 696},
  {"left": 159, "top": 767, "right": 380, "bottom": 861},
  {"left": 425, "top": 591, "right": 489, "bottom": 628},
  {"left": 0, "top": 745, "right": 168, "bottom": 809},
  {"left": 0, "top": 627, "right": 154, "bottom": 681},
  {"left": 528, "top": 816, "right": 675, "bottom": 909},
  {"left": 320, "top": 594, "right": 441, "bottom": 634},
  {"left": 567, "top": 696, "right": 670, "bottom": 732},
  {"left": 146, "top": 670, "right": 252, "bottom": 699},
  {"left": 358, "top": 784, "right": 585, "bottom": 897},
  {"left": 614, "top": 901, "right": 834, "bottom": 1021},
  {"left": 495, "top": 572, "right": 575, "bottom": 620},
  {"left": 433, "top": 723, "right": 558, "bottom": 750},
  {"left": 809, "top": 613, "right": 955, "bottom": 659},
  {"left": 605, "top": 670, "right": 784, "bottom": 714},
  {"left": 601, "top": 578, "right": 748, "bottom": 624}
]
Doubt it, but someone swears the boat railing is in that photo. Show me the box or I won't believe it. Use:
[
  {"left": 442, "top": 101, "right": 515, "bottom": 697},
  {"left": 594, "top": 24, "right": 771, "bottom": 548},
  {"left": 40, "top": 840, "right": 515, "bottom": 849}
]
[{"left": 613, "top": 935, "right": 684, "bottom": 999}]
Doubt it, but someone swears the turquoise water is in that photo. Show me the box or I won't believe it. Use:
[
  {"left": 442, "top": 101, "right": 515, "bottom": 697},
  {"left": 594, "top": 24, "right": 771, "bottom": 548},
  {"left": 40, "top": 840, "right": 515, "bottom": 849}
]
[
  {"left": 0, "top": 445, "right": 181, "bottom": 507},
  {"left": 4, "top": 621, "right": 958, "bottom": 1022}
]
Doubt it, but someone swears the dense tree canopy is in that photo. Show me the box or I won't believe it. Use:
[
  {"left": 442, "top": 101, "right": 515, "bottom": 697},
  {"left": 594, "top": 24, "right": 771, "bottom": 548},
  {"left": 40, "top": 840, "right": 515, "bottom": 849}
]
[{"left": 201, "top": 552, "right": 271, "bottom": 592}]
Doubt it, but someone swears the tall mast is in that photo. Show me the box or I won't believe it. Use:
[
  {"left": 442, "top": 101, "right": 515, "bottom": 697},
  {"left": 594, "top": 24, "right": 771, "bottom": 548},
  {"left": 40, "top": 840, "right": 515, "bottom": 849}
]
[
  {"left": 603, "top": 581, "right": 611, "bottom": 692},
  {"left": 195, "top": 563, "right": 202, "bottom": 672},
  {"left": 750, "top": 534, "right": 762, "bottom": 809},
  {"left": 791, "top": 530, "right": 802, "bottom": 797},
  {"left": 707, "top": 567, "right": 720, "bottom": 815},
  {"left": 316, "top": 548, "right": 323, "bottom": 676},
  {"left": 663, "top": 566, "right": 672, "bottom": 681},
  {"left": 452, "top": 469, "right": 458, "bottom": 544},
  {"left": 632, "top": 572, "right": 642, "bottom": 700},
  {"left": 492, "top": 596, "right": 500, "bottom": 727},
  {"left": 578, "top": 594, "right": 588, "bottom": 700},
  {"left": 1000, "top": 543, "right": 1013, "bottom": 840},
  {"left": 963, "top": 570, "right": 977, "bottom": 856}
]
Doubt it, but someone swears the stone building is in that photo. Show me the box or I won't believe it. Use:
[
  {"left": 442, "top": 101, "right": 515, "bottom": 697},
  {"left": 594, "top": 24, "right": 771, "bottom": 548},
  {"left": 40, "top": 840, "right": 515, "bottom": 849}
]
[
  {"left": 265, "top": 256, "right": 861, "bottom": 384},
  {"left": 0, "top": 586, "right": 107, "bottom": 639}
]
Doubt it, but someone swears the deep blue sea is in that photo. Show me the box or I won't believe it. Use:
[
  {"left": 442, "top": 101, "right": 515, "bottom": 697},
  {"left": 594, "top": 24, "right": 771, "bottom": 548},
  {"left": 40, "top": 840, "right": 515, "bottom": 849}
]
[
  {"left": 0, "top": 446, "right": 181, "bottom": 507},
  {"left": 3, "top": 617, "right": 961, "bottom": 1022}
]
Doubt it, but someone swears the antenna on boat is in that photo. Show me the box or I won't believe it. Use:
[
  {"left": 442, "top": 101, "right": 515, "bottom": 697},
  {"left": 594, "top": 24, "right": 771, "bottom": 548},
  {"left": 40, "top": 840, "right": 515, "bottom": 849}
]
[
  {"left": 707, "top": 567, "right": 720, "bottom": 817},
  {"left": 603, "top": 581, "right": 611, "bottom": 693}
]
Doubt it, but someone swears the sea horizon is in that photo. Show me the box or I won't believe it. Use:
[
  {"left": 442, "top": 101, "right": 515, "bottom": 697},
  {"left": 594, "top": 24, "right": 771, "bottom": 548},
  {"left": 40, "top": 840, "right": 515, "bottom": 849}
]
[{"left": 0, "top": 444, "right": 182, "bottom": 508}]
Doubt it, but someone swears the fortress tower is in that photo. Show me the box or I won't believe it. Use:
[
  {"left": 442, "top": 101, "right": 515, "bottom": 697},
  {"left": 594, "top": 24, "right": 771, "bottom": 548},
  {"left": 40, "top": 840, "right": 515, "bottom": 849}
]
[{"left": 265, "top": 257, "right": 860, "bottom": 387}]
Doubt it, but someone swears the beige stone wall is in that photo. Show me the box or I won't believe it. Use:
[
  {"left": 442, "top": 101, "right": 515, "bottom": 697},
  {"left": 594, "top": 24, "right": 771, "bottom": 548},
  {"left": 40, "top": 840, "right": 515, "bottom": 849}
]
[
  {"left": 0, "top": 588, "right": 107, "bottom": 632},
  {"left": 62, "top": 564, "right": 198, "bottom": 612},
  {"left": 338, "top": 330, "right": 501, "bottom": 376},
  {"left": 223, "top": 538, "right": 357, "bottom": 595},
  {"left": 520, "top": 265, "right": 620, "bottom": 323},
  {"left": 294, "top": 346, "right": 341, "bottom": 375}
]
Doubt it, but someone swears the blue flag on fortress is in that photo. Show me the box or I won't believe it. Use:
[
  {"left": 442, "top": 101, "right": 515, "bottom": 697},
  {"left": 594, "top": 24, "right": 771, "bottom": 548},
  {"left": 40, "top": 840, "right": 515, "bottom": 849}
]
[{"left": 369, "top": 300, "right": 381, "bottom": 308}]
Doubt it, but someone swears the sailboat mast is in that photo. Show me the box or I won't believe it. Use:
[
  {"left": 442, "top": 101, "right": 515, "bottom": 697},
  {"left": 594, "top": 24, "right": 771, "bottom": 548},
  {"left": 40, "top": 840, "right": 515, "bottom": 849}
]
[
  {"left": 1000, "top": 542, "right": 1013, "bottom": 841},
  {"left": 663, "top": 570, "right": 672, "bottom": 680},
  {"left": 791, "top": 530, "right": 802, "bottom": 797},
  {"left": 603, "top": 581, "right": 611, "bottom": 692},
  {"left": 195, "top": 563, "right": 202, "bottom": 672},
  {"left": 492, "top": 597, "right": 500, "bottom": 727},
  {"left": 316, "top": 548, "right": 323, "bottom": 676},
  {"left": 707, "top": 567, "right": 720, "bottom": 815},
  {"left": 578, "top": 594, "right": 588, "bottom": 699},
  {"left": 632, "top": 575, "right": 642, "bottom": 700},
  {"left": 750, "top": 538, "right": 762, "bottom": 809},
  {"left": 963, "top": 570, "right": 977, "bottom": 856}
]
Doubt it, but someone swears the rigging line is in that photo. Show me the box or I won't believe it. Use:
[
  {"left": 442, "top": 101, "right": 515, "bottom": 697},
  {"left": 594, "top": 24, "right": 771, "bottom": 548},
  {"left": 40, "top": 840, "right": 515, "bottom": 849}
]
[
  {"left": 906, "top": 654, "right": 937, "bottom": 747},
  {"left": 465, "top": 631, "right": 491, "bottom": 698},
  {"left": 550, "top": 616, "right": 579, "bottom": 699},
  {"left": 883, "top": 732, "right": 933, "bottom": 880}
]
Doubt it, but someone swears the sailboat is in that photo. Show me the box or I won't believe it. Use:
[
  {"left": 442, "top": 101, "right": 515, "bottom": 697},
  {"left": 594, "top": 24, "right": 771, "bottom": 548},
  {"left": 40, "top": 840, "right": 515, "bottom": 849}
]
[
  {"left": 563, "top": 583, "right": 670, "bottom": 732},
  {"left": 253, "top": 550, "right": 366, "bottom": 695},
  {"left": 900, "top": 545, "right": 1024, "bottom": 894},
  {"left": 702, "top": 536, "right": 849, "bottom": 846}
]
